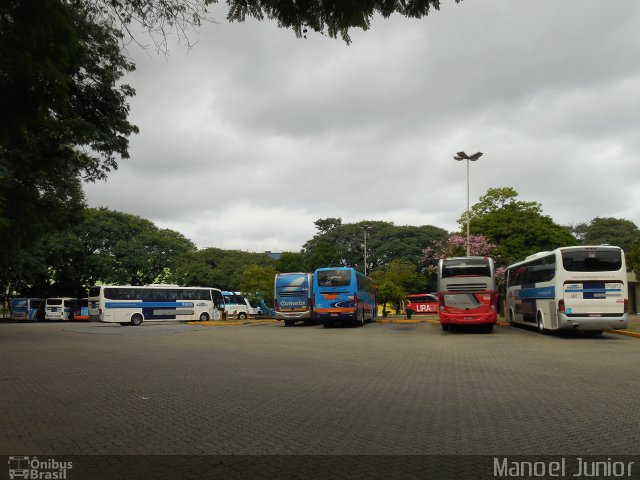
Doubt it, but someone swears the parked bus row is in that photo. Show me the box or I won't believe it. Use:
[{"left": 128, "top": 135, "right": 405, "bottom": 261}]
[
  {"left": 274, "top": 267, "right": 376, "bottom": 328},
  {"left": 10, "top": 297, "right": 89, "bottom": 322},
  {"left": 10, "top": 245, "right": 629, "bottom": 334}
]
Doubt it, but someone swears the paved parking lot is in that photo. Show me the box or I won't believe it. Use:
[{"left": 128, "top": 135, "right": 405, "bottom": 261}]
[{"left": 1, "top": 320, "right": 639, "bottom": 477}]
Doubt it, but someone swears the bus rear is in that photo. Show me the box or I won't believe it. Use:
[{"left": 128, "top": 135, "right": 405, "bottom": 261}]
[
  {"left": 71, "top": 298, "right": 90, "bottom": 321},
  {"left": 45, "top": 297, "right": 75, "bottom": 321},
  {"left": 10, "top": 298, "right": 44, "bottom": 321},
  {"left": 313, "top": 267, "right": 375, "bottom": 327},
  {"left": 274, "top": 273, "right": 313, "bottom": 326},
  {"left": 557, "top": 246, "right": 628, "bottom": 331},
  {"left": 437, "top": 257, "right": 497, "bottom": 331}
]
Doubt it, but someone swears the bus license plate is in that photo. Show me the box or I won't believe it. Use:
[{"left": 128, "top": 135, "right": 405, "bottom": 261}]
[
  {"left": 464, "top": 316, "right": 473, "bottom": 320},
  {"left": 589, "top": 314, "right": 602, "bottom": 317}
]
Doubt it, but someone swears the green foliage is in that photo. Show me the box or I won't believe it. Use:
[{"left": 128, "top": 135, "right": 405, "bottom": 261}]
[
  {"left": 370, "top": 260, "right": 427, "bottom": 294},
  {"left": 227, "top": 0, "right": 462, "bottom": 44},
  {"left": 275, "top": 252, "right": 307, "bottom": 273},
  {"left": 375, "top": 281, "right": 404, "bottom": 312},
  {"left": 171, "top": 248, "right": 275, "bottom": 291},
  {"left": 303, "top": 218, "right": 448, "bottom": 273},
  {"left": 0, "top": 0, "right": 137, "bottom": 299},
  {"left": 237, "top": 264, "right": 277, "bottom": 305},
  {"left": 461, "top": 187, "right": 577, "bottom": 265},
  {"left": 572, "top": 217, "right": 640, "bottom": 254}
]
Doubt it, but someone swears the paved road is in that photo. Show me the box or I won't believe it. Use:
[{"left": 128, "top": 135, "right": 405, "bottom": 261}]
[{"left": 1, "top": 321, "right": 639, "bottom": 478}]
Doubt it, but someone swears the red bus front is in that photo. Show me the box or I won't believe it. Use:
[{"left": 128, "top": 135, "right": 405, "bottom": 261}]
[
  {"left": 437, "top": 256, "right": 498, "bottom": 329},
  {"left": 438, "top": 291, "right": 497, "bottom": 326}
]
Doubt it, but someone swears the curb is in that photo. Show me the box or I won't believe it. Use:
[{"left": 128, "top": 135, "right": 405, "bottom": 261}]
[
  {"left": 608, "top": 329, "right": 640, "bottom": 338},
  {"left": 187, "top": 319, "right": 280, "bottom": 327}
]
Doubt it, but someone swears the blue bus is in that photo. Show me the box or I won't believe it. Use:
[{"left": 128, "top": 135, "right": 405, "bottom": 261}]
[
  {"left": 312, "top": 267, "right": 376, "bottom": 328},
  {"left": 10, "top": 298, "right": 44, "bottom": 321},
  {"left": 274, "top": 272, "right": 313, "bottom": 326}
]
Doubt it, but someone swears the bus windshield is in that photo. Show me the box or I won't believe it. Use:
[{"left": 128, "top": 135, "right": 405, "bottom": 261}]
[
  {"left": 441, "top": 259, "right": 491, "bottom": 278},
  {"left": 316, "top": 269, "right": 351, "bottom": 287},
  {"left": 562, "top": 249, "right": 622, "bottom": 272}
]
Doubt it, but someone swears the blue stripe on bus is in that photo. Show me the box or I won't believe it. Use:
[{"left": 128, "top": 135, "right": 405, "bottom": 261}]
[
  {"left": 105, "top": 302, "right": 194, "bottom": 308},
  {"left": 564, "top": 288, "right": 621, "bottom": 293},
  {"left": 517, "top": 286, "right": 556, "bottom": 300}
]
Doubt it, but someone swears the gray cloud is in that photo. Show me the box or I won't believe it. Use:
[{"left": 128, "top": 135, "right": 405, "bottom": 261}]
[{"left": 84, "top": 0, "right": 640, "bottom": 252}]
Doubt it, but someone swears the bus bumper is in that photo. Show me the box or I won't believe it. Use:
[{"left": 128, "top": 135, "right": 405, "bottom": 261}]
[
  {"left": 439, "top": 311, "right": 497, "bottom": 325},
  {"left": 557, "top": 314, "right": 628, "bottom": 331},
  {"left": 275, "top": 310, "right": 312, "bottom": 321}
]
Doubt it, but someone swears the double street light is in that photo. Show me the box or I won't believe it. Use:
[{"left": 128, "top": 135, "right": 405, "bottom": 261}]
[{"left": 453, "top": 151, "right": 483, "bottom": 257}]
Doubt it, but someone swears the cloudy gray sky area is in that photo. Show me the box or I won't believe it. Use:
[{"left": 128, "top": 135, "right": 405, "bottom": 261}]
[{"left": 83, "top": 0, "right": 640, "bottom": 253}]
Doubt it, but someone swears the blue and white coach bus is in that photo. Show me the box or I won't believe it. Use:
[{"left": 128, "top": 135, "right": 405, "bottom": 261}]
[
  {"left": 274, "top": 272, "right": 314, "bottom": 326},
  {"left": 505, "top": 245, "right": 628, "bottom": 335},
  {"left": 89, "top": 285, "right": 225, "bottom": 326}
]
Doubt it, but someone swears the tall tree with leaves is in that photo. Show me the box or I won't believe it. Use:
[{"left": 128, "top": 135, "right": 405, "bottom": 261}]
[
  {"left": 460, "top": 187, "right": 577, "bottom": 265},
  {"left": 0, "top": 0, "right": 138, "bottom": 299}
]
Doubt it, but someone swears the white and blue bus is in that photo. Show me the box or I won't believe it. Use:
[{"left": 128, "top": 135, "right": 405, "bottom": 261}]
[
  {"left": 89, "top": 285, "right": 225, "bottom": 326},
  {"left": 10, "top": 297, "right": 44, "bottom": 321},
  {"left": 505, "top": 245, "right": 628, "bottom": 335},
  {"left": 274, "top": 272, "right": 313, "bottom": 326},
  {"left": 45, "top": 297, "right": 76, "bottom": 321},
  {"left": 312, "top": 267, "right": 376, "bottom": 328}
]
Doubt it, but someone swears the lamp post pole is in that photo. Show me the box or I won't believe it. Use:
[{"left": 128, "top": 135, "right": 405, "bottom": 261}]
[
  {"left": 453, "top": 151, "right": 483, "bottom": 257},
  {"left": 359, "top": 225, "right": 371, "bottom": 275}
]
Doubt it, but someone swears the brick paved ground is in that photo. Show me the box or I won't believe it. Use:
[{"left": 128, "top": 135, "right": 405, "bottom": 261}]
[{"left": 1, "top": 321, "right": 639, "bottom": 478}]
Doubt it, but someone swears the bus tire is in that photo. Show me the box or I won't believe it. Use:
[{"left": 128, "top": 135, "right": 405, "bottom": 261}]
[
  {"left": 441, "top": 324, "right": 449, "bottom": 331},
  {"left": 484, "top": 324, "right": 493, "bottom": 333},
  {"left": 238, "top": 312, "right": 248, "bottom": 320},
  {"left": 585, "top": 330, "right": 603, "bottom": 336},
  {"left": 536, "top": 313, "right": 547, "bottom": 335},
  {"left": 359, "top": 309, "right": 365, "bottom": 326},
  {"left": 284, "top": 320, "right": 295, "bottom": 327},
  {"left": 130, "top": 313, "right": 143, "bottom": 327},
  {"left": 199, "top": 312, "right": 210, "bottom": 322},
  {"left": 323, "top": 320, "right": 333, "bottom": 328}
]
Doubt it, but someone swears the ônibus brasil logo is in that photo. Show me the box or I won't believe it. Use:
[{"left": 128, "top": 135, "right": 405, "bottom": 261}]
[{"left": 8, "top": 456, "right": 73, "bottom": 479}]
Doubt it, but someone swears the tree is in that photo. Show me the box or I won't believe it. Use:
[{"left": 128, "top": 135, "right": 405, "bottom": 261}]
[
  {"left": 171, "top": 248, "right": 275, "bottom": 291},
  {"left": 237, "top": 264, "right": 276, "bottom": 305},
  {"left": 302, "top": 218, "right": 448, "bottom": 274},
  {"left": 92, "top": 0, "right": 463, "bottom": 47},
  {"left": 572, "top": 217, "right": 640, "bottom": 254},
  {"left": 460, "top": 187, "right": 577, "bottom": 265},
  {"left": 275, "top": 252, "right": 307, "bottom": 273},
  {"left": 0, "top": 0, "right": 138, "bottom": 298},
  {"left": 227, "top": 0, "right": 462, "bottom": 44}
]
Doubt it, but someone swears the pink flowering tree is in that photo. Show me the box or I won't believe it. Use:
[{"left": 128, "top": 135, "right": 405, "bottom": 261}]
[{"left": 423, "top": 234, "right": 498, "bottom": 273}]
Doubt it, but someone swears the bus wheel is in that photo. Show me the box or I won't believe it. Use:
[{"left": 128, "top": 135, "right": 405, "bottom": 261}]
[
  {"left": 484, "top": 324, "right": 494, "bottom": 333},
  {"left": 131, "top": 314, "right": 143, "bottom": 327},
  {"left": 359, "top": 310, "right": 365, "bottom": 326},
  {"left": 199, "top": 312, "right": 210, "bottom": 322},
  {"left": 323, "top": 320, "right": 333, "bottom": 328},
  {"left": 238, "top": 312, "right": 247, "bottom": 320},
  {"left": 284, "top": 320, "right": 295, "bottom": 327},
  {"left": 441, "top": 324, "right": 449, "bottom": 331},
  {"left": 585, "top": 330, "right": 603, "bottom": 336},
  {"left": 536, "top": 314, "right": 547, "bottom": 335}
]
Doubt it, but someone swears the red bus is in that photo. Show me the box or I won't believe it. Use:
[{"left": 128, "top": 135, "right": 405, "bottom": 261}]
[
  {"left": 405, "top": 293, "right": 439, "bottom": 319},
  {"left": 437, "top": 256, "right": 497, "bottom": 331}
]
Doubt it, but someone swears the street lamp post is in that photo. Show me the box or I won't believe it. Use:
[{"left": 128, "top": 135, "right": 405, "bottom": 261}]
[
  {"left": 453, "top": 151, "right": 483, "bottom": 256},
  {"left": 359, "top": 225, "right": 371, "bottom": 275}
]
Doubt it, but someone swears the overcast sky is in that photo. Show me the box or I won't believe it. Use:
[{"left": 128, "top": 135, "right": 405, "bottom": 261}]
[{"left": 83, "top": 0, "right": 640, "bottom": 253}]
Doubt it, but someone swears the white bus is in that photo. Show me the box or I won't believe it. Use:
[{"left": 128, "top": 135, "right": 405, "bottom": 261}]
[
  {"left": 505, "top": 245, "right": 628, "bottom": 335},
  {"left": 45, "top": 297, "right": 76, "bottom": 321},
  {"left": 88, "top": 285, "right": 225, "bottom": 326}
]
